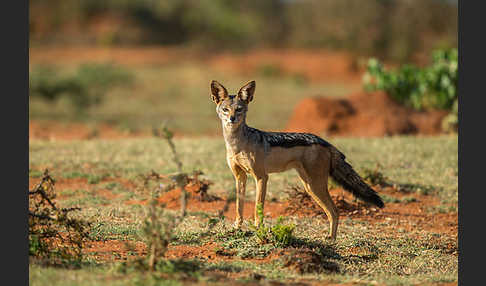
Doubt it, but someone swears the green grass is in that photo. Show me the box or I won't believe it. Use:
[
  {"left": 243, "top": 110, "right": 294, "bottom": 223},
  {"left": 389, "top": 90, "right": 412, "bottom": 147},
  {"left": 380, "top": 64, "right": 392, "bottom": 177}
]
[
  {"left": 29, "top": 264, "right": 185, "bottom": 286},
  {"left": 29, "top": 63, "right": 359, "bottom": 135},
  {"left": 29, "top": 135, "right": 457, "bottom": 285},
  {"left": 29, "top": 135, "right": 458, "bottom": 204},
  {"left": 61, "top": 171, "right": 111, "bottom": 184},
  {"left": 381, "top": 194, "right": 417, "bottom": 204}
]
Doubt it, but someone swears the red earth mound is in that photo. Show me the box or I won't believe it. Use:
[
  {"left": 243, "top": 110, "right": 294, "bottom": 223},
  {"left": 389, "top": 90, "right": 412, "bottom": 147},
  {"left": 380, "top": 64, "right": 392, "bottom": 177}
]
[{"left": 286, "top": 91, "right": 449, "bottom": 137}]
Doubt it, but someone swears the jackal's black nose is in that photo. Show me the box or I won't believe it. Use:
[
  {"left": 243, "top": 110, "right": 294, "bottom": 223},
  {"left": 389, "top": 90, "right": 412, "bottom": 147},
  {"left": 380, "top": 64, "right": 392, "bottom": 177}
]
[{"left": 230, "top": 116, "right": 236, "bottom": 122}]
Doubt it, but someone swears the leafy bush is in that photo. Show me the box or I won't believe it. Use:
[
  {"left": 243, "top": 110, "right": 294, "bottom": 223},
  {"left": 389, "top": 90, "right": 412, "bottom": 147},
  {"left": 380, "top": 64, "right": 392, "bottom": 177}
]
[
  {"left": 249, "top": 203, "right": 296, "bottom": 248},
  {"left": 442, "top": 97, "right": 458, "bottom": 133},
  {"left": 270, "top": 217, "right": 296, "bottom": 247},
  {"left": 363, "top": 48, "right": 458, "bottom": 111},
  {"left": 29, "top": 63, "right": 134, "bottom": 113},
  {"left": 249, "top": 203, "right": 271, "bottom": 244}
]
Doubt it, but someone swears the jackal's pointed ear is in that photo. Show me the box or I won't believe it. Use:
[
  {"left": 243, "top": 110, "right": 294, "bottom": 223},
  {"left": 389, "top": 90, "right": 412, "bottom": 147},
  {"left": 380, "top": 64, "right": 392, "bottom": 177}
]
[
  {"left": 237, "top": 80, "right": 255, "bottom": 103},
  {"left": 210, "top": 80, "right": 229, "bottom": 104}
]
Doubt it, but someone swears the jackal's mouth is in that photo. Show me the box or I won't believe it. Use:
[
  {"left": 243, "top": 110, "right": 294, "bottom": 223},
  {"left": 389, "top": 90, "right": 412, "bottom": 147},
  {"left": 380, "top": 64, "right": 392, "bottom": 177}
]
[{"left": 225, "top": 120, "right": 241, "bottom": 127}]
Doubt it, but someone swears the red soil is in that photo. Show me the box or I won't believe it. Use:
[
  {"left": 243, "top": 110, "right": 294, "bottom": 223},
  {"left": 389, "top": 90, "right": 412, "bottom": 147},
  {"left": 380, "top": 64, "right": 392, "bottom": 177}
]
[
  {"left": 28, "top": 120, "right": 195, "bottom": 141},
  {"left": 125, "top": 184, "right": 457, "bottom": 238},
  {"left": 29, "top": 47, "right": 362, "bottom": 84},
  {"left": 29, "top": 46, "right": 186, "bottom": 67},
  {"left": 30, "top": 174, "right": 457, "bottom": 284},
  {"left": 29, "top": 175, "right": 457, "bottom": 238},
  {"left": 210, "top": 49, "right": 363, "bottom": 83},
  {"left": 80, "top": 181, "right": 457, "bottom": 272},
  {"left": 286, "top": 91, "right": 449, "bottom": 137},
  {"left": 165, "top": 241, "right": 282, "bottom": 265},
  {"left": 83, "top": 240, "right": 147, "bottom": 262},
  {"left": 29, "top": 120, "right": 148, "bottom": 141}
]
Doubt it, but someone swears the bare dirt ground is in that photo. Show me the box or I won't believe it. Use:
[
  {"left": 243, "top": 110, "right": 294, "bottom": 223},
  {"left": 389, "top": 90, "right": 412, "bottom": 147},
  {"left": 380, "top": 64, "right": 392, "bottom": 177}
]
[
  {"left": 29, "top": 120, "right": 193, "bottom": 141},
  {"left": 29, "top": 120, "right": 147, "bottom": 141},
  {"left": 124, "top": 183, "right": 457, "bottom": 238}
]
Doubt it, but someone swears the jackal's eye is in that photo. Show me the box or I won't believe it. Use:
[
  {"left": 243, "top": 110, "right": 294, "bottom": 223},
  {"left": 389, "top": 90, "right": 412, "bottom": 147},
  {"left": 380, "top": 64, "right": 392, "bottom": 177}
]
[
  {"left": 222, "top": 108, "right": 229, "bottom": 113},
  {"left": 235, "top": 108, "right": 243, "bottom": 113}
]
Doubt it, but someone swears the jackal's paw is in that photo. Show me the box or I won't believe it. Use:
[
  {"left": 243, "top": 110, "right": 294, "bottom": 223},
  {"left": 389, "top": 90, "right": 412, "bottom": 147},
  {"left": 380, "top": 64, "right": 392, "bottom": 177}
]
[
  {"left": 325, "top": 235, "right": 337, "bottom": 242},
  {"left": 233, "top": 220, "right": 242, "bottom": 229}
]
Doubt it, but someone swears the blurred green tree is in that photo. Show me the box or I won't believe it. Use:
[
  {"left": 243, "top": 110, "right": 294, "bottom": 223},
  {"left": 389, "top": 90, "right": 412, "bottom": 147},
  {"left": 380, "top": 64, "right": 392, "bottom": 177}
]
[{"left": 29, "top": 0, "right": 457, "bottom": 63}]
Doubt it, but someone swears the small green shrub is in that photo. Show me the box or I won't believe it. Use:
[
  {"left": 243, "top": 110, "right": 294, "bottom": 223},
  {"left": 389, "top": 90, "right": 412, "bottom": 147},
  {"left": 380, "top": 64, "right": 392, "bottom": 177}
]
[
  {"left": 249, "top": 203, "right": 271, "bottom": 244},
  {"left": 363, "top": 48, "right": 458, "bottom": 111},
  {"left": 270, "top": 217, "right": 296, "bottom": 247},
  {"left": 249, "top": 203, "right": 296, "bottom": 248}
]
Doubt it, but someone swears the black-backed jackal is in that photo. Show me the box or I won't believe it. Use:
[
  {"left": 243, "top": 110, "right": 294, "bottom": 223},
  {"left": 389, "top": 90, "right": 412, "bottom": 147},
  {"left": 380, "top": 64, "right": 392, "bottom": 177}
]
[{"left": 210, "top": 80, "right": 384, "bottom": 240}]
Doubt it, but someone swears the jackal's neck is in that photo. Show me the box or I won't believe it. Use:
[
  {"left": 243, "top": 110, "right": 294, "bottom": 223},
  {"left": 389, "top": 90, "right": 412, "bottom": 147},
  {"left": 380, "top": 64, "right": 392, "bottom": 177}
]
[{"left": 222, "top": 121, "right": 250, "bottom": 153}]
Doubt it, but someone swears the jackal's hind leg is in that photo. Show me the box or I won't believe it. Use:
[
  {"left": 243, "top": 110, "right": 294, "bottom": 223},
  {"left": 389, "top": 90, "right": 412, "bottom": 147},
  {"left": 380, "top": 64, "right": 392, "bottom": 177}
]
[{"left": 296, "top": 166, "right": 339, "bottom": 240}]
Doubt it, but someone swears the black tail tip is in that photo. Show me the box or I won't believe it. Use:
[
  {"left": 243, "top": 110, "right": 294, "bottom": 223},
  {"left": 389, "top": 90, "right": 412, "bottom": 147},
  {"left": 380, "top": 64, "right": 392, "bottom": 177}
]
[
  {"left": 366, "top": 193, "right": 385, "bottom": 208},
  {"left": 376, "top": 200, "right": 385, "bottom": 208},
  {"left": 374, "top": 197, "right": 385, "bottom": 208}
]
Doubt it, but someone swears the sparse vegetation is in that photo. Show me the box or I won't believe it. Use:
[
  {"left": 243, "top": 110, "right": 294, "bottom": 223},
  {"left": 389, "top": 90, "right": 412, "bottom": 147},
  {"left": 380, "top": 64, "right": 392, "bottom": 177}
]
[
  {"left": 138, "top": 199, "right": 180, "bottom": 271},
  {"left": 125, "top": 124, "right": 217, "bottom": 272},
  {"left": 29, "top": 9, "right": 457, "bottom": 285},
  {"left": 29, "top": 170, "right": 91, "bottom": 265},
  {"left": 362, "top": 164, "right": 389, "bottom": 186},
  {"left": 28, "top": 48, "right": 457, "bottom": 286},
  {"left": 29, "top": 62, "right": 359, "bottom": 134},
  {"left": 29, "top": 135, "right": 457, "bottom": 285},
  {"left": 29, "top": 63, "right": 134, "bottom": 114}
]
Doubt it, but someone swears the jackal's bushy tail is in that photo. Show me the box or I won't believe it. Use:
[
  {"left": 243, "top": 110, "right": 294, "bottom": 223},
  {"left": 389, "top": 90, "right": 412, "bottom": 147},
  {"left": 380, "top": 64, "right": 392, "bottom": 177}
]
[{"left": 329, "top": 148, "right": 384, "bottom": 208}]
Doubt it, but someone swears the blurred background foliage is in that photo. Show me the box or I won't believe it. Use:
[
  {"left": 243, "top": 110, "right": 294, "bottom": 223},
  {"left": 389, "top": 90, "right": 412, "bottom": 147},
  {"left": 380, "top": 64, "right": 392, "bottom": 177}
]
[
  {"left": 30, "top": 0, "right": 457, "bottom": 64},
  {"left": 29, "top": 63, "right": 135, "bottom": 114},
  {"left": 29, "top": 0, "right": 458, "bottom": 135}
]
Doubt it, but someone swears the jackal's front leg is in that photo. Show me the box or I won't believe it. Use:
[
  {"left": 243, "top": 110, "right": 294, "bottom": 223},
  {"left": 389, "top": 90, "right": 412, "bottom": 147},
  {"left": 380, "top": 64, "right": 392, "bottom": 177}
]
[
  {"left": 254, "top": 174, "right": 268, "bottom": 227},
  {"left": 232, "top": 167, "right": 247, "bottom": 229}
]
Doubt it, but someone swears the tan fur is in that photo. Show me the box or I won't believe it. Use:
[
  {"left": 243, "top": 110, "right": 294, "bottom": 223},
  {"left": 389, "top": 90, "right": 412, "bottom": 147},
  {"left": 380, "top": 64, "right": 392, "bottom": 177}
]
[{"left": 211, "top": 80, "right": 340, "bottom": 240}]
